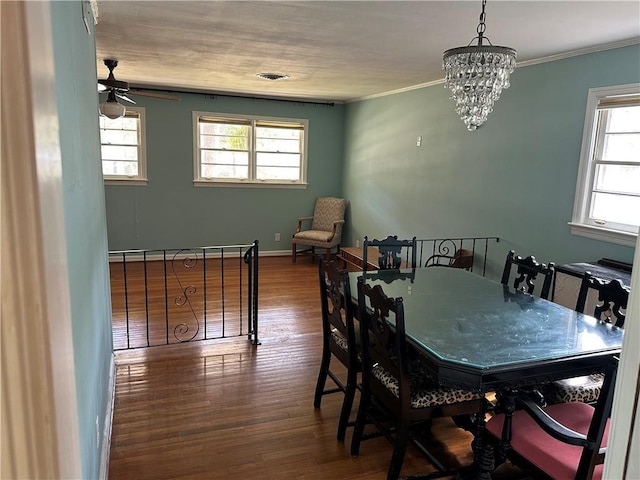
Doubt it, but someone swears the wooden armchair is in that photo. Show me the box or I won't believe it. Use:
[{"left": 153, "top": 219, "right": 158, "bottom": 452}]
[
  {"left": 425, "top": 248, "right": 473, "bottom": 270},
  {"left": 292, "top": 197, "right": 346, "bottom": 263},
  {"left": 487, "top": 356, "right": 618, "bottom": 480}
]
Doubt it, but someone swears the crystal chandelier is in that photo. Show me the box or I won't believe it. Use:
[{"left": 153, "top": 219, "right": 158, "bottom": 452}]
[{"left": 442, "top": 0, "right": 516, "bottom": 131}]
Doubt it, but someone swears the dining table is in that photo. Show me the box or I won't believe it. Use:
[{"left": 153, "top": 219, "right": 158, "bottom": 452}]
[{"left": 348, "top": 267, "right": 624, "bottom": 479}]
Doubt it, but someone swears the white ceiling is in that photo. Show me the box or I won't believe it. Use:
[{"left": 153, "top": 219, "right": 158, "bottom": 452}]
[{"left": 94, "top": 1, "right": 640, "bottom": 103}]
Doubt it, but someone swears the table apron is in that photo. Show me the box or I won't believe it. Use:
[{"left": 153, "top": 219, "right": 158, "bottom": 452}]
[{"left": 422, "top": 350, "right": 621, "bottom": 392}]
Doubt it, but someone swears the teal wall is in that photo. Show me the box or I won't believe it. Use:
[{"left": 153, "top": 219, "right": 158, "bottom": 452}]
[
  {"left": 51, "top": 2, "right": 113, "bottom": 478},
  {"left": 343, "top": 45, "right": 639, "bottom": 280},
  {"left": 105, "top": 95, "right": 345, "bottom": 251}
]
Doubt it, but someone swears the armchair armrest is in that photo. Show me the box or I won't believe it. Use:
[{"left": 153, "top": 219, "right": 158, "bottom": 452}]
[
  {"left": 295, "top": 216, "right": 315, "bottom": 234},
  {"left": 514, "top": 396, "right": 590, "bottom": 447},
  {"left": 425, "top": 254, "right": 454, "bottom": 267},
  {"left": 326, "top": 219, "right": 346, "bottom": 242}
]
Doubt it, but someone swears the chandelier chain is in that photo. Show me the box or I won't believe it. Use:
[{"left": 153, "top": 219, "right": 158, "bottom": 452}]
[{"left": 476, "top": 0, "right": 487, "bottom": 42}]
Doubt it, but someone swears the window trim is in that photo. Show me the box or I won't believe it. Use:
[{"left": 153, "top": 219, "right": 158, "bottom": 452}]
[
  {"left": 570, "top": 83, "right": 640, "bottom": 247},
  {"left": 192, "top": 111, "right": 308, "bottom": 188},
  {"left": 101, "top": 106, "right": 147, "bottom": 186}
]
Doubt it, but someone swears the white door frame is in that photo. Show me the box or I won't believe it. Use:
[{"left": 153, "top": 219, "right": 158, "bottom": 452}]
[
  {"left": 604, "top": 232, "right": 640, "bottom": 478},
  {"left": 1, "top": 1, "right": 81, "bottom": 478}
]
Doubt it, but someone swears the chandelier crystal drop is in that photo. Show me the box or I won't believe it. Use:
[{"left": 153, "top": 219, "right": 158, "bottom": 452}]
[{"left": 442, "top": 0, "right": 516, "bottom": 131}]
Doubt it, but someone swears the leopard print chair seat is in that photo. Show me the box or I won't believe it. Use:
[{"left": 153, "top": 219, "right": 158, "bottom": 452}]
[
  {"left": 371, "top": 364, "right": 483, "bottom": 408},
  {"left": 543, "top": 373, "right": 604, "bottom": 404}
]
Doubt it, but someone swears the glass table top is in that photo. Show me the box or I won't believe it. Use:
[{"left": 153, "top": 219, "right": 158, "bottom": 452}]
[{"left": 350, "top": 268, "right": 624, "bottom": 370}]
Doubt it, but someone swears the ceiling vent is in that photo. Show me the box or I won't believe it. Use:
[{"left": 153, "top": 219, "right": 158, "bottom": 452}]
[{"left": 256, "top": 73, "right": 289, "bottom": 81}]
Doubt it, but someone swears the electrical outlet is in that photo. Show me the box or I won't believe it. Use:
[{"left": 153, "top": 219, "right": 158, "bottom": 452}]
[
  {"left": 96, "top": 416, "right": 100, "bottom": 448},
  {"left": 355, "top": 239, "right": 360, "bottom": 248},
  {"left": 416, "top": 135, "right": 422, "bottom": 147},
  {"left": 275, "top": 233, "right": 281, "bottom": 241}
]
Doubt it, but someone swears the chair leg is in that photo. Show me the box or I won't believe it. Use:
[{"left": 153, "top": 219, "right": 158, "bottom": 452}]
[
  {"left": 337, "top": 366, "right": 358, "bottom": 441},
  {"left": 351, "top": 387, "right": 369, "bottom": 456},
  {"left": 292, "top": 242, "right": 297, "bottom": 263},
  {"left": 387, "top": 421, "right": 411, "bottom": 480},
  {"left": 325, "top": 247, "right": 332, "bottom": 262},
  {"left": 313, "top": 348, "right": 331, "bottom": 408}
]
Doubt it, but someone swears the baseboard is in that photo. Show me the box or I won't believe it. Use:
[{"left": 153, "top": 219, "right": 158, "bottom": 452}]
[
  {"left": 108, "top": 249, "right": 290, "bottom": 262},
  {"left": 99, "top": 354, "right": 116, "bottom": 480}
]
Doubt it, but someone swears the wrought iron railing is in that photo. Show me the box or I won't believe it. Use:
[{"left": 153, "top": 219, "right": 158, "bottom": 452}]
[
  {"left": 416, "top": 236, "right": 500, "bottom": 276},
  {"left": 108, "top": 241, "right": 259, "bottom": 350}
]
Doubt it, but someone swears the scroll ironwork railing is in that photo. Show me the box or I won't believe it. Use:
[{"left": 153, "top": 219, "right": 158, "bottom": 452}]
[
  {"left": 416, "top": 236, "right": 500, "bottom": 276},
  {"left": 108, "top": 241, "right": 259, "bottom": 351}
]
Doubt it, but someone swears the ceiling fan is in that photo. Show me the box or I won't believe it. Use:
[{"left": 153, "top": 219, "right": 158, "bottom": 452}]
[{"left": 98, "top": 58, "right": 180, "bottom": 118}]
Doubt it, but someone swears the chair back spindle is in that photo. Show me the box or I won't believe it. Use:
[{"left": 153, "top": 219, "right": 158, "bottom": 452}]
[
  {"left": 501, "top": 250, "right": 555, "bottom": 299},
  {"left": 576, "top": 272, "right": 629, "bottom": 329},
  {"left": 362, "top": 235, "right": 417, "bottom": 274}
]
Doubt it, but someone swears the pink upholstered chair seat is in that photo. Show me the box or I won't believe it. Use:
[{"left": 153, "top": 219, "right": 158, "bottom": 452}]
[{"left": 486, "top": 401, "right": 610, "bottom": 480}]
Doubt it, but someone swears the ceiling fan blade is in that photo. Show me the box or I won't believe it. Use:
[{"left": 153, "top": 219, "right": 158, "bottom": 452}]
[
  {"left": 115, "top": 92, "right": 136, "bottom": 104},
  {"left": 98, "top": 78, "right": 129, "bottom": 91},
  {"left": 129, "top": 89, "right": 181, "bottom": 101}
]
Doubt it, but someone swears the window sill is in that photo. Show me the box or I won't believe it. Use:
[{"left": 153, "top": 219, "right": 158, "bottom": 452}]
[
  {"left": 568, "top": 222, "right": 638, "bottom": 247},
  {"left": 194, "top": 180, "right": 307, "bottom": 189},
  {"left": 104, "top": 179, "right": 148, "bottom": 186}
]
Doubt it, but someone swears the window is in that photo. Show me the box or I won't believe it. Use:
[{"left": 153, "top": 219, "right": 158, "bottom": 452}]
[
  {"left": 100, "top": 107, "right": 147, "bottom": 185},
  {"left": 193, "top": 112, "right": 308, "bottom": 187},
  {"left": 570, "top": 84, "right": 640, "bottom": 247}
]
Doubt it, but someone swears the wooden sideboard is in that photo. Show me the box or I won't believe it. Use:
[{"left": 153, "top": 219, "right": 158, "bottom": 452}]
[{"left": 338, "top": 246, "right": 379, "bottom": 271}]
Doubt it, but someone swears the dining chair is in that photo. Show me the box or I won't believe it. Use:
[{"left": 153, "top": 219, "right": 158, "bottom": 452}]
[
  {"left": 351, "top": 280, "right": 484, "bottom": 480},
  {"left": 501, "top": 250, "right": 555, "bottom": 299},
  {"left": 362, "top": 235, "right": 417, "bottom": 273},
  {"left": 543, "top": 273, "right": 629, "bottom": 405},
  {"left": 486, "top": 355, "right": 619, "bottom": 480},
  {"left": 292, "top": 197, "right": 346, "bottom": 263},
  {"left": 425, "top": 248, "right": 473, "bottom": 270},
  {"left": 313, "top": 259, "right": 361, "bottom": 441}
]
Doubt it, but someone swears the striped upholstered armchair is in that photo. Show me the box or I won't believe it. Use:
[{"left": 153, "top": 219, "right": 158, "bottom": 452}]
[{"left": 291, "top": 197, "right": 346, "bottom": 263}]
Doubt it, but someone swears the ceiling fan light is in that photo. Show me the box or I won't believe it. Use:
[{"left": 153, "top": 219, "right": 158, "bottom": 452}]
[{"left": 99, "top": 97, "right": 126, "bottom": 119}]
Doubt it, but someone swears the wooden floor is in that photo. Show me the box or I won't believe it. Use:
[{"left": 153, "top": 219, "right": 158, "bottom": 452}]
[{"left": 108, "top": 256, "right": 526, "bottom": 480}]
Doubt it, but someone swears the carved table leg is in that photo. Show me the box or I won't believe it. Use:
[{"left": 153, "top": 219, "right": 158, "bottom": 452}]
[
  {"left": 455, "top": 408, "right": 494, "bottom": 480},
  {"left": 494, "top": 388, "right": 517, "bottom": 467}
]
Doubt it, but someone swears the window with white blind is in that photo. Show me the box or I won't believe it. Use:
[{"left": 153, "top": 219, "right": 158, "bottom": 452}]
[
  {"left": 100, "top": 107, "right": 147, "bottom": 185},
  {"left": 193, "top": 112, "right": 308, "bottom": 187},
  {"left": 570, "top": 84, "right": 640, "bottom": 246}
]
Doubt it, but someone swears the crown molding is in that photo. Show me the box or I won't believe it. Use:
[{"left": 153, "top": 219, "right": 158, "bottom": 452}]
[{"left": 350, "top": 37, "right": 640, "bottom": 103}]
